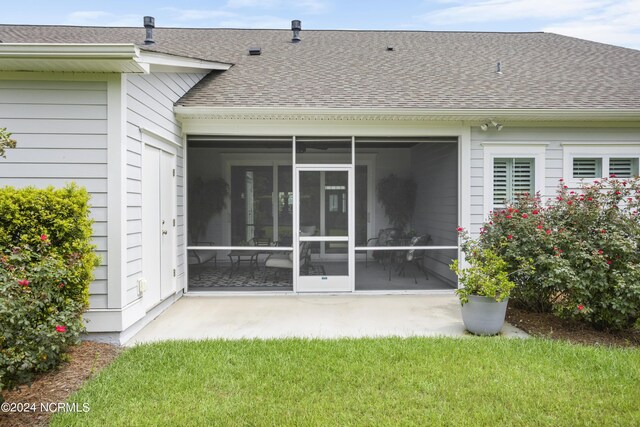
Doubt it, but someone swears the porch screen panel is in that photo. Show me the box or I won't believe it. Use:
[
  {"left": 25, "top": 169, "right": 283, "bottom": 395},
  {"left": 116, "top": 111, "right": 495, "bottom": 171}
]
[
  {"left": 354, "top": 137, "right": 459, "bottom": 291},
  {"left": 186, "top": 136, "right": 294, "bottom": 291}
]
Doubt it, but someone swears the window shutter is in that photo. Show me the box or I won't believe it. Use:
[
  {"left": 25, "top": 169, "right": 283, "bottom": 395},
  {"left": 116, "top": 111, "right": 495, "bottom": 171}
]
[
  {"left": 512, "top": 159, "right": 534, "bottom": 197},
  {"left": 609, "top": 158, "right": 638, "bottom": 178},
  {"left": 573, "top": 158, "right": 601, "bottom": 178},
  {"left": 493, "top": 158, "right": 534, "bottom": 208},
  {"left": 493, "top": 159, "right": 508, "bottom": 206}
]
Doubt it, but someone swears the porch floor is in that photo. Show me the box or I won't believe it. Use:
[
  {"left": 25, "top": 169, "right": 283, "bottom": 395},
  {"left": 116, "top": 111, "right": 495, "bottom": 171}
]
[{"left": 126, "top": 294, "right": 527, "bottom": 345}]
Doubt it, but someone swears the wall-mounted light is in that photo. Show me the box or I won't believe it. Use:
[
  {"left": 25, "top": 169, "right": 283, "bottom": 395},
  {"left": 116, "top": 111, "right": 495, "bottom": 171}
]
[{"left": 480, "top": 119, "right": 503, "bottom": 131}]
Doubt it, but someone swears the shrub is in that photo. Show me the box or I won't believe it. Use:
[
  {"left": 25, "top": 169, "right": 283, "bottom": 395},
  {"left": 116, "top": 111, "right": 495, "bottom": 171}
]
[
  {"left": 470, "top": 177, "right": 640, "bottom": 330},
  {"left": 450, "top": 239, "right": 516, "bottom": 305},
  {"left": 0, "top": 185, "right": 98, "bottom": 395}
]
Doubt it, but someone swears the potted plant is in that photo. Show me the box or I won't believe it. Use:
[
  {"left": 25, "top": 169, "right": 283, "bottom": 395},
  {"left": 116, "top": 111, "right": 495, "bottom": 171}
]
[
  {"left": 450, "top": 239, "right": 515, "bottom": 336},
  {"left": 188, "top": 177, "right": 229, "bottom": 244},
  {"left": 376, "top": 174, "right": 416, "bottom": 232}
]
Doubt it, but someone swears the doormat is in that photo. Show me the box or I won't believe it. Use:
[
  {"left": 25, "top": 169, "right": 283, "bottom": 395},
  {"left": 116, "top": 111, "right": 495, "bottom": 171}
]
[{"left": 188, "top": 265, "right": 326, "bottom": 288}]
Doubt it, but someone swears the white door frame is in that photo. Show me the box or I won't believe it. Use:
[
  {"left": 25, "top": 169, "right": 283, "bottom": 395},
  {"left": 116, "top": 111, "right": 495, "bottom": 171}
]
[{"left": 294, "top": 165, "right": 354, "bottom": 292}]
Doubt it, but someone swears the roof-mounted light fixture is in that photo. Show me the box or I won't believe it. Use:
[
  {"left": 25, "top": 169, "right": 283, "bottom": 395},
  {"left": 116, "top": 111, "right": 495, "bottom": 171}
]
[{"left": 480, "top": 120, "right": 503, "bottom": 131}]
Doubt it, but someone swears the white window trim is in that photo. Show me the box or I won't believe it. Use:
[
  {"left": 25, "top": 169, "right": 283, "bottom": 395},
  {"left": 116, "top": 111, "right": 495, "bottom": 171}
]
[
  {"left": 483, "top": 144, "right": 546, "bottom": 213},
  {"left": 562, "top": 143, "right": 640, "bottom": 185}
]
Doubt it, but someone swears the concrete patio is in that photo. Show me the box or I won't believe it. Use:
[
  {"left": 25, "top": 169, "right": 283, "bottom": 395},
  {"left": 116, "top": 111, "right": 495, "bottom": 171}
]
[{"left": 127, "top": 294, "right": 527, "bottom": 345}]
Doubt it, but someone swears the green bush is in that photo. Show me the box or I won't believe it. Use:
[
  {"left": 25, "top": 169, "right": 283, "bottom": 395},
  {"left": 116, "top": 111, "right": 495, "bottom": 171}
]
[
  {"left": 0, "top": 185, "right": 98, "bottom": 395},
  {"left": 470, "top": 177, "right": 640, "bottom": 330}
]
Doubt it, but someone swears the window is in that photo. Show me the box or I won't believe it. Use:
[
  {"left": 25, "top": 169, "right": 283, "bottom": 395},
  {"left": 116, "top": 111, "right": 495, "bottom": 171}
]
[
  {"left": 572, "top": 158, "right": 602, "bottom": 178},
  {"left": 571, "top": 157, "right": 638, "bottom": 179},
  {"left": 493, "top": 158, "right": 535, "bottom": 207},
  {"left": 564, "top": 144, "right": 640, "bottom": 182},
  {"left": 609, "top": 158, "right": 639, "bottom": 178}
]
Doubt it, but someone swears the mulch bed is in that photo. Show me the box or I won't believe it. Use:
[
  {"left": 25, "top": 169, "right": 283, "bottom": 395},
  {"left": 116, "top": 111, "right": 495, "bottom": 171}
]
[
  {"left": 0, "top": 341, "right": 122, "bottom": 427},
  {"left": 506, "top": 306, "right": 640, "bottom": 347},
  {"left": 1, "top": 310, "right": 638, "bottom": 426}
]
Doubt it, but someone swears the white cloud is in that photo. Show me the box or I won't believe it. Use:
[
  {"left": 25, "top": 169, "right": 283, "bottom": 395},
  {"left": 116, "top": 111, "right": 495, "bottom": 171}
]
[
  {"left": 417, "top": 0, "right": 640, "bottom": 50},
  {"left": 65, "top": 11, "right": 140, "bottom": 27},
  {"left": 218, "top": 15, "right": 292, "bottom": 29},
  {"left": 226, "top": 0, "right": 327, "bottom": 14},
  {"left": 543, "top": 1, "right": 640, "bottom": 49},
  {"left": 165, "top": 9, "right": 237, "bottom": 22},
  {"left": 420, "top": 0, "right": 605, "bottom": 24}
]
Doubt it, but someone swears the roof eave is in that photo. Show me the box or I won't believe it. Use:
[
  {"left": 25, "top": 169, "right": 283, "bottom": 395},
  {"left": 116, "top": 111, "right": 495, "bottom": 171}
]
[
  {"left": 174, "top": 106, "right": 640, "bottom": 122},
  {"left": 0, "top": 43, "right": 232, "bottom": 74}
]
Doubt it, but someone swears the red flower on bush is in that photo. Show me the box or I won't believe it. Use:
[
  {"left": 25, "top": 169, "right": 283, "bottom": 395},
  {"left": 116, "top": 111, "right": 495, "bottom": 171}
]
[
  {"left": 601, "top": 229, "right": 606, "bottom": 233},
  {"left": 587, "top": 197, "right": 593, "bottom": 201},
  {"left": 598, "top": 249, "right": 604, "bottom": 255},
  {"left": 532, "top": 210, "right": 539, "bottom": 215},
  {"left": 522, "top": 213, "right": 528, "bottom": 219},
  {"left": 58, "top": 282, "right": 65, "bottom": 289},
  {"left": 546, "top": 229, "right": 552, "bottom": 235},
  {"left": 456, "top": 227, "right": 464, "bottom": 232},
  {"left": 578, "top": 305, "right": 584, "bottom": 311},
  {"left": 506, "top": 215, "right": 512, "bottom": 219},
  {"left": 507, "top": 235, "right": 513, "bottom": 240},
  {"left": 607, "top": 260, "right": 613, "bottom": 265},
  {"left": 18, "top": 279, "right": 30, "bottom": 287},
  {"left": 615, "top": 191, "right": 621, "bottom": 195},
  {"left": 55, "top": 325, "right": 66, "bottom": 333},
  {"left": 40, "top": 234, "right": 47, "bottom": 241},
  {"left": 537, "top": 224, "right": 543, "bottom": 229},
  {"left": 610, "top": 174, "right": 617, "bottom": 178}
]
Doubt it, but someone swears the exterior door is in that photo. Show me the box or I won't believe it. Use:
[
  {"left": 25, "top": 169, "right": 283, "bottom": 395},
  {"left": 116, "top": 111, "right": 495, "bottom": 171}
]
[
  {"left": 142, "top": 144, "right": 176, "bottom": 311},
  {"left": 295, "top": 167, "right": 353, "bottom": 292}
]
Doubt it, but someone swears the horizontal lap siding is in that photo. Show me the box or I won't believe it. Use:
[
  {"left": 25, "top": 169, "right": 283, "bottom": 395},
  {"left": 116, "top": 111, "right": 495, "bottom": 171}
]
[
  {"left": 125, "top": 72, "right": 207, "bottom": 305},
  {"left": 411, "top": 143, "right": 458, "bottom": 284},
  {"left": 469, "top": 126, "right": 640, "bottom": 235},
  {"left": 0, "top": 79, "right": 109, "bottom": 308}
]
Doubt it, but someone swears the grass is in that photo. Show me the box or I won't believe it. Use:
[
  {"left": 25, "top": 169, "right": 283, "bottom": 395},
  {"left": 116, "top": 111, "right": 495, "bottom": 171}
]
[{"left": 52, "top": 337, "right": 640, "bottom": 426}]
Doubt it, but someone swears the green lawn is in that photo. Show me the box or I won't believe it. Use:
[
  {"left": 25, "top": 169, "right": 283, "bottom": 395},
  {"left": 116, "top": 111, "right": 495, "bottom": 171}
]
[{"left": 52, "top": 338, "right": 640, "bottom": 426}]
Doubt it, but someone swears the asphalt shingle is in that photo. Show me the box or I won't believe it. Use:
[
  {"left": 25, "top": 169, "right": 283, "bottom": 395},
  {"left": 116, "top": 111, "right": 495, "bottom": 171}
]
[{"left": 1, "top": 24, "right": 639, "bottom": 110}]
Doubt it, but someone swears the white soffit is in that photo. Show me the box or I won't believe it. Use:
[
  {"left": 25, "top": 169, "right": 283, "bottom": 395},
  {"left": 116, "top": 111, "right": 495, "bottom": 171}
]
[
  {"left": 0, "top": 44, "right": 232, "bottom": 74},
  {"left": 138, "top": 50, "right": 231, "bottom": 73},
  {"left": 0, "top": 43, "right": 148, "bottom": 73}
]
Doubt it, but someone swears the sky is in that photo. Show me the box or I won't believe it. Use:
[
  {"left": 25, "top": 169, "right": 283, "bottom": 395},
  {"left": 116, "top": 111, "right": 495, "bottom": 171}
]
[{"left": 2, "top": 0, "right": 640, "bottom": 50}]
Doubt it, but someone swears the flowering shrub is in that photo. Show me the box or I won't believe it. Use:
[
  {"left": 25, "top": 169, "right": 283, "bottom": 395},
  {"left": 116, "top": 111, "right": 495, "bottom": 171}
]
[
  {"left": 465, "top": 177, "right": 640, "bottom": 330},
  {"left": 0, "top": 185, "right": 98, "bottom": 395}
]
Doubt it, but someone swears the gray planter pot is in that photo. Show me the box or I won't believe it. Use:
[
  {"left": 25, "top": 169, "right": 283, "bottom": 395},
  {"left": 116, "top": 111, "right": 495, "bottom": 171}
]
[{"left": 460, "top": 295, "right": 509, "bottom": 336}]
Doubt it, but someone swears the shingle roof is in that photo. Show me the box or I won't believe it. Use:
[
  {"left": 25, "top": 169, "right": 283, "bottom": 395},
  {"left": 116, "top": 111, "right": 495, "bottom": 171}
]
[{"left": 2, "top": 24, "right": 640, "bottom": 110}]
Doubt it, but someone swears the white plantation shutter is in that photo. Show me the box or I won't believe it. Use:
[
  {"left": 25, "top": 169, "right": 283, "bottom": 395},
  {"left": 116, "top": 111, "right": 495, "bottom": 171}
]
[
  {"left": 609, "top": 158, "right": 638, "bottom": 178},
  {"left": 493, "top": 159, "right": 508, "bottom": 206},
  {"left": 573, "top": 158, "right": 601, "bottom": 178},
  {"left": 493, "top": 158, "right": 534, "bottom": 207}
]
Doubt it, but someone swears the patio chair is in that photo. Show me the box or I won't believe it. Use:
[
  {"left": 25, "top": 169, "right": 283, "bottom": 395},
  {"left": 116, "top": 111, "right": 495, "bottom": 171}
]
[
  {"left": 365, "top": 228, "right": 401, "bottom": 268},
  {"left": 188, "top": 241, "right": 217, "bottom": 279},
  {"left": 394, "top": 234, "right": 432, "bottom": 284},
  {"left": 262, "top": 241, "right": 312, "bottom": 282}
]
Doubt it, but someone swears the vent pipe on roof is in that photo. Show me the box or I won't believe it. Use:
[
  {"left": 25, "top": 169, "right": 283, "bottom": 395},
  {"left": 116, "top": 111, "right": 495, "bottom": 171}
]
[
  {"left": 144, "top": 16, "right": 156, "bottom": 45},
  {"left": 291, "top": 20, "right": 301, "bottom": 43},
  {"left": 496, "top": 61, "right": 502, "bottom": 74}
]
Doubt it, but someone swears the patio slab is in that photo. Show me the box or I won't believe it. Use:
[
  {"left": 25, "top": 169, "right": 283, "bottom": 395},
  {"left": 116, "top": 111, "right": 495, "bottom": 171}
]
[{"left": 126, "top": 294, "right": 528, "bottom": 345}]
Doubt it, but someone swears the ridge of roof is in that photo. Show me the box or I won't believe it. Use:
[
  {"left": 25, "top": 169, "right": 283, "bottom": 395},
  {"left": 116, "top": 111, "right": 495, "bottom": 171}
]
[{"left": 0, "top": 23, "right": 545, "bottom": 35}]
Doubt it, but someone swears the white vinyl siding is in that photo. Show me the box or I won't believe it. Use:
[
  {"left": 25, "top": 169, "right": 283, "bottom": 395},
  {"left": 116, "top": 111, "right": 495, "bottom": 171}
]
[
  {"left": 125, "top": 72, "right": 206, "bottom": 306},
  {"left": 0, "top": 78, "right": 109, "bottom": 309},
  {"left": 493, "top": 158, "right": 534, "bottom": 208}
]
